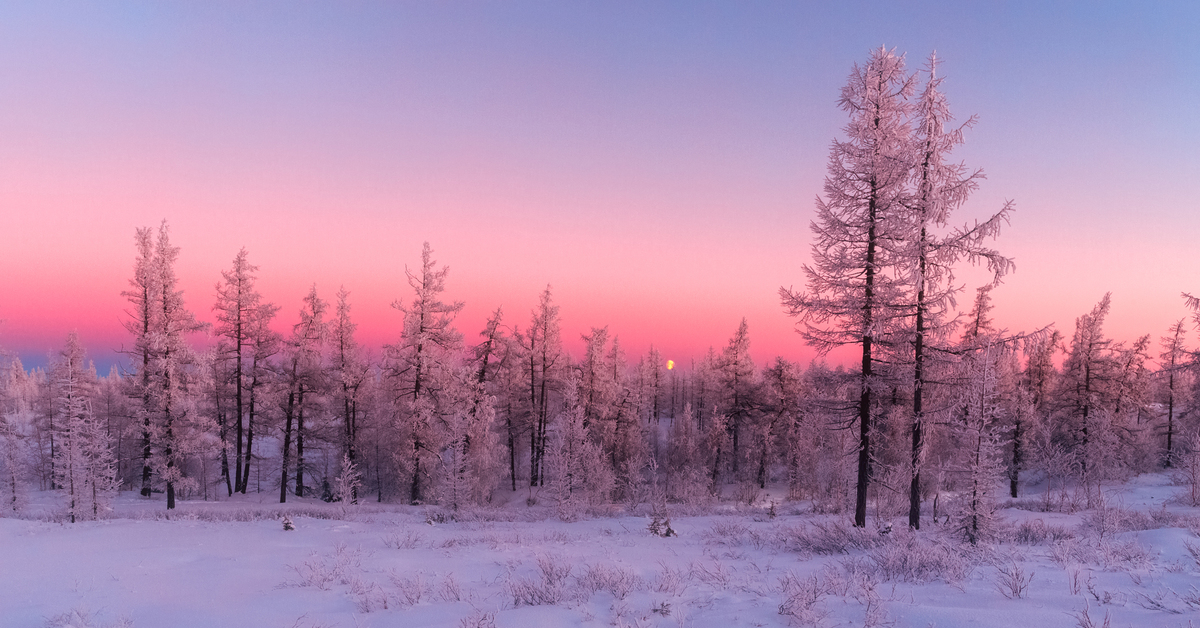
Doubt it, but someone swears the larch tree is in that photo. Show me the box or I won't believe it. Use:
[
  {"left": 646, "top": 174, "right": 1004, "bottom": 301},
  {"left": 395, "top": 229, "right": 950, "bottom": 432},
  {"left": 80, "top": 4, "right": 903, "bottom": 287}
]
[
  {"left": 1059, "top": 294, "right": 1115, "bottom": 479},
  {"left": 330, "top": 287, "right": 368, "bottom": 503},
  {"left": 122, "top": 226, "right": 157, "bottom": 498},
  {"left": 241, "top": 300, "right": 280, "bottom": 493},
  {"left": 150, "top": 223, "right": 209, "bottom": 509},
  {"left": 900, "top": 54, "right": 1014, "bottom": 529},
  {"left": 1159, "top": 319, "right": 1189, "bottom": 466},
  {"left": 278, "top": 286, "right": 327, "bottom": 503},
  {"left": 213, "top": 248, "right": 271, "bottom": 496},
  {"left": 523, "top": 286, "right": 563, "bottom": 489},
  {"left": 386, "top": 243, "right": 464, "bottom": 504},
  {"left": 718, "top": 319, "right": 758, "bottom": 483},
  {"left": 781, "top": 48, "right": 915, "bottom": 528}
]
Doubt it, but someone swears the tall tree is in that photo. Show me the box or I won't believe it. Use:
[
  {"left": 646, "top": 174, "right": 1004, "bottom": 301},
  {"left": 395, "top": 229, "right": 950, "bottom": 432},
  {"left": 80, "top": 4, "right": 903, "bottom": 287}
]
[
  {"left": 122, "top": 227, "right": 157, "bottom": 498},
  {"left": 278, "top": 286, "right": 327, "bottom": 503},
  {"left": 781, "top": 48, "right": 915, "bottom": 527},
  {"left": 523, "top": 286, "right": 563, "bottom": 489},
  {"left": 330, "top": 287, "right": 368, "bottom": 502},
  {"left": 1159, "top": 319, "right": 1188, "bottom": 466},
  {"left": 240, "top": 301, "right": 280, "bottom": 493},
  {"left": 147, "top": 222, "right": 208, "bottom": 509},
  {"left": 213, "top": 249, "right": 271, "bottom": 497},
  {"left": 386, "top": 243, "right": 464, "bottom": 504},
  {"left": 718, "top": 319, "right": 758, "bottom": 482}
]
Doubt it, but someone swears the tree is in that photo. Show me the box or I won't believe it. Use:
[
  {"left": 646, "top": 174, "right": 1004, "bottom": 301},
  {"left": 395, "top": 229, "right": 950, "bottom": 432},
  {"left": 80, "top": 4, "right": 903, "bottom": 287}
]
[
  {"left": 136, "top": 222, "right": 209, "bottom": 509},
  {"left": 121, "top": 226, "right": 157, "bottom": 498},
  {"left": 330, "top": 287, "right": 368, "bottom": 502},
  {"left": 781, "top": 48, "right": 915, "bottom": 527},
  {"left": 52, "top": 333, "right": 118, "bottom": 522},
  {"left": 522, "top": 286, "right": 563, "bottom": 489},
  {"left": 1159, "top": 319, "right": 1189, "bottom": 466},
  {"left": 278, "top": 286, "right": 327, "bottom": 503},
  {"left": 241, "top": 301, "right": 280, "bottom": 494},
  {"left": 386, "top": 243, "right": 464, "bottom": 504},
  {"left": 718, "top": 319, "right": 759, "bottom": 483},
  {"left": 545, "top": 393, "right": 613, "bottom": 521},
  {"left": 901, "top": 54, "right": 1014, "bottom": 529},
  {"left": 213, "top": 248, "right": 272, "bottom": 496}
]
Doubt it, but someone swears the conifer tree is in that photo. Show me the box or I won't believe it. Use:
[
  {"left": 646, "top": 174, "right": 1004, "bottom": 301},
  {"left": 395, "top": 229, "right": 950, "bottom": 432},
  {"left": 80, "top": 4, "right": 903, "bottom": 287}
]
[
  {"left": 1159, "top": 319, "right": 1189, "bottom": 466},
  {"left": 279, "top": 286, "right": 327, "bottom": 503},
  {"left": 897, "top": 54, "right": 1015, "bottom": 530},
  {"left": 522, "top": 286, "right": 563, "bottom": 489},
  {"left": 781, "top": 48, "right": 915, "bottom": 527},
  {"left": 213, "top": 249, "right": 273, "bottom": 496},
  {"left": 330, "top": 287, "right": 368, "bottom": 502},
  {"left": 386, "top": 243, "right": 464, "bottom": 504}
]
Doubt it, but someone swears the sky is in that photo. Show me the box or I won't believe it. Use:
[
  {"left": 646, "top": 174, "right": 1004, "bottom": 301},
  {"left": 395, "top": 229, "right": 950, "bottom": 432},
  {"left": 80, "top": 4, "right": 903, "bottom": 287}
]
[{"left": 0, "top": 1, "right": 1198, "bottom": 373}]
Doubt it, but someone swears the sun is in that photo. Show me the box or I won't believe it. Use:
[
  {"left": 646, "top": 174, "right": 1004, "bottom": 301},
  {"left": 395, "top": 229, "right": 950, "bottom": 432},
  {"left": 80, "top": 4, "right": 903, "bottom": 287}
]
[{"left": 666, "top": 359, "right": 674, "bottom": 370}]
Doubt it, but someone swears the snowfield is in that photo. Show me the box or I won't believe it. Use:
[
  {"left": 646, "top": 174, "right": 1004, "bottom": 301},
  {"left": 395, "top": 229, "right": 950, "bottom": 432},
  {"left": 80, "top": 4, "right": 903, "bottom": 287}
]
[{"left": 5, "top": 476, "right": 1200, "bottom": 628}]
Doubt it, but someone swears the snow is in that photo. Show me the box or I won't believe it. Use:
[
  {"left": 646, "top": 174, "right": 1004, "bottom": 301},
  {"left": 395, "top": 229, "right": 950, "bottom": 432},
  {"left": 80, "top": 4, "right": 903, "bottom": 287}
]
[{"left": 5, "top": 477, "right": 1200, "bottom": 627}]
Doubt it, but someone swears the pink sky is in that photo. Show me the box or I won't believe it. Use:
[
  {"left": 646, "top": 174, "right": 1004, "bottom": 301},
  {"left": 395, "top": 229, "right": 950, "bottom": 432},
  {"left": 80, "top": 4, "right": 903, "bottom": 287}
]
[{"left": 1, "top": 3, "right": 1197, "bottom": 371}]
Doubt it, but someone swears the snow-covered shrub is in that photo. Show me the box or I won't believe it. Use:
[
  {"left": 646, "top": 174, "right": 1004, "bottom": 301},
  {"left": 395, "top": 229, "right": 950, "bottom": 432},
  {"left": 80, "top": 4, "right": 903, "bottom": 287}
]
[
  {"left": 349, "top": 577, "right": 389, "bottom": 612},
  {"left": 506, "top": 555, "right": 572, "bottom": 607},
  {"left": 688, "top": 560, "right": 732, "bottom": 588},
  {"left": 458, "top": 610, "right": 496, "bottom": 628},
  {"left": 43, "top": 607, "right": 133, "bottom": 628},
  {"left": 992, "top": 561, "right": 1034, "bottom": 599},
  {"left": 382, "top": 530, "right": 427, "bottom": 550},
  {"left": 438, "top": 573, "right": 463, "bottom": 602},
  {"left": 777, "top": 572, "right": 830, "bottom": 626},
  {"left": 388, "top": 572, "right": 428, "bottom": 606},
  {"left": 703, "top": 519, "right": 749, "bottom": 545},
  {"left": 866, "top": 533, "right": 973, "bottom": 584},
  {"left": 576, "top": 563, "right": 641, "bottom": 600},
  {"left": 652, "top": 563, "right": 690, "bottom": 596},
  {"left": 1012, "top": 518, "right": 1075, "bottom": 544},
  {"left": 1050, "top": 537, "right": 1153, "bottom": 571},
  {"left": 647, "top": 514, "right": 675, "bottom": 537},
  {"left": 791, "top": 520, "right": 883, "bottom": 555},
  {"left": 331, "top": 454, "right": 362, "bottom": 509}
]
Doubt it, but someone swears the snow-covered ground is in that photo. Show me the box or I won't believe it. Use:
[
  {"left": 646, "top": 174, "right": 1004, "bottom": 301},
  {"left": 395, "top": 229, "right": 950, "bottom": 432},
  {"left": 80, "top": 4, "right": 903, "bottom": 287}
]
[{"left": 5, "top": 476, "right": 1200, "bottom": 628}]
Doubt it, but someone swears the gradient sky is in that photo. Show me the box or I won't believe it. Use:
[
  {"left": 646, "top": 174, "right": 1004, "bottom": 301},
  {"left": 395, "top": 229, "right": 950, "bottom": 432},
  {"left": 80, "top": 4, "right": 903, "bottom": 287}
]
[{"left": 1, "top": 2, "right": 1198, "bottom": 372}]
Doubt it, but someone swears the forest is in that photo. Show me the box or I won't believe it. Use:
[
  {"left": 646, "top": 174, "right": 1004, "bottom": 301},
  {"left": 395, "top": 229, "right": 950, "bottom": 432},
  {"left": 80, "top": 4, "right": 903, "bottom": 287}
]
[{"left": 1, "top": 49, "right": 1198, "bottom": 540}]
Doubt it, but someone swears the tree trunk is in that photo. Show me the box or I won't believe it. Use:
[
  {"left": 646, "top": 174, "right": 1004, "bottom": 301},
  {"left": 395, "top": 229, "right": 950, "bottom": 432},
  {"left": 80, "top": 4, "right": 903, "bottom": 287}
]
[
  {"left": 295, "top": 391, "right": 305, "bottom": 498},
  {"left": 280, "top": 391, "right": 294, "bottom": 503}
]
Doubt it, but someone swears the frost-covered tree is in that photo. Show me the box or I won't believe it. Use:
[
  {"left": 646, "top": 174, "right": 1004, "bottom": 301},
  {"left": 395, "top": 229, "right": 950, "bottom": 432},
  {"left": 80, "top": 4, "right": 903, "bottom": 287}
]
[
  {"left": 899, "top": 55, "right": 1014, "bottom": 529},
  {"left": 522, "top": 286, "right": 564, "bottom": 489},
  {"left": 122, "top": 226, "right": 157, "bottom": 497},
  {"left": 52, "top": 333, "right": 118, "bottom": 522},
  {"left": 781, "top": 48, "right": 915, "bottom": 527},
  {"left": 759, "top": 357, "right": 801, "bottom": 490},
  {"left": 128, "top": 223, "right": 210, "bottom": 509},
  {"left": 952, "top": 342, "right": 1011, "bottom": 544},
  {"left": 1159, "top": 319, "right": 1189, "bottom": 466},
  {"left": 1, "top": 358, "right": 34, "bottom": 514},
  {"left": 386, "top": 243, "right": 464, "bottom": 504},
  {"left": 545, "top": 393, "right": 613, "bottom": 521},
  {"left": 330, "top": 287, "right": 368, "bottom": 502},
  {"left": 279, "top": 286, "right": 327, "bottom": 503},
  {"left": 213, "top": 248, "right": 274, "bottom": 496},
  {"left": 718, "top": 319, "right": 759, "bottom": 482},
  {"left": 241, "top": 300, "right": 280, "bottom": 494}
]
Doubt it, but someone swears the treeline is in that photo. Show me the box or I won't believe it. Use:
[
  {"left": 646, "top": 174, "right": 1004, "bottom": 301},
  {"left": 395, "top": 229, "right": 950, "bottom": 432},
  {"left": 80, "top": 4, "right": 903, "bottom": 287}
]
[{"left": 0, "top": 228, "right": 1194, "bottom": 531}]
